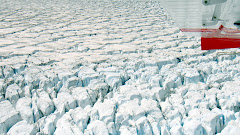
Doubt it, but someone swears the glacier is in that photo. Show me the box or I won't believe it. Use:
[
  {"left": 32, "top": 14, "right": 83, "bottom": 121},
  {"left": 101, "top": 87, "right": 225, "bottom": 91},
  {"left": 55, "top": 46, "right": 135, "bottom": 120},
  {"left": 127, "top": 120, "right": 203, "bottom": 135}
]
[{"left": 1, "top": 0, "right": 240, "bottom": 134}]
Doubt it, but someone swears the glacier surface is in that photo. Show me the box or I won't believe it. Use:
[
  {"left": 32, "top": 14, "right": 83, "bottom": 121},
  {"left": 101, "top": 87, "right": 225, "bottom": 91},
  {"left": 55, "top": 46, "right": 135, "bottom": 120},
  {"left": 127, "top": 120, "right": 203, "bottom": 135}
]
[{"left": 0, "top": 0, "right": 240, "bottom": 134}]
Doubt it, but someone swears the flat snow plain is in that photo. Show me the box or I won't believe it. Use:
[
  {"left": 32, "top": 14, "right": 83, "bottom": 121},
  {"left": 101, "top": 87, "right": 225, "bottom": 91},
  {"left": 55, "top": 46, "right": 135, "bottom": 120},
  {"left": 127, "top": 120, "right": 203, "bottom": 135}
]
[{"left": 1, "top": 0, "right": 240, "bottom": 134}]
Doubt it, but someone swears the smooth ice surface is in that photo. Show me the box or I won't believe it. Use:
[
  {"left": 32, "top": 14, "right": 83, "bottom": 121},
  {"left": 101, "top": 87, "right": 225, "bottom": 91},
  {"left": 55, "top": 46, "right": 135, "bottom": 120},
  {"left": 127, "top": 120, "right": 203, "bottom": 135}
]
[{"left": 1, "top": 0, "right": 240, "bottom": 134}]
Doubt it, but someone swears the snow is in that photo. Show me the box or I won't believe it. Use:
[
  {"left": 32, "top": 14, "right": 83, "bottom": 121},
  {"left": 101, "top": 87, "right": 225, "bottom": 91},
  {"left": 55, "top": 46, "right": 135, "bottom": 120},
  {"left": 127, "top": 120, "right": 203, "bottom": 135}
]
[
  {"left": 7, "top": 120, "right": 36, "bottom": 135},
  {"left": 84, "top": 120, "right": 109, "bottom": 135},
  {"left": 183, "top": 119, "right": 206, "bottom": 135},
  {"left": 53, "top": 92, "right": 77, "bottom": 114},
  {"left": 1, "top": 0, "right": 240, "bottom": 134},
  {"left": 218, "top": 124, "right": 240, "bottom": 135},
  {"left": 201, "top": 112, "right": 224, "bottom": 134},
  {"left": 5, "top": 84, "right": 23, "bottom": 106},
  {"left": 37, "top": 90, "right": 55, "bottom": 116},
  {"left": 54, "top": 108, "right": 88, "bottom": 135},
  {"left": 93, "top": 99, "right": 116, "bottom": 125},
  {"left": 16, "top": 97, "right": 34, "bottom": 123},
  {"left": 36, "top": 112, "right": 61, "bottom": 135},
  {"left": 0, "top": 100, "right": 21, "bottom": 134},
  {"left": 71, "top": 87, "right": 92, "bottom": 108}
]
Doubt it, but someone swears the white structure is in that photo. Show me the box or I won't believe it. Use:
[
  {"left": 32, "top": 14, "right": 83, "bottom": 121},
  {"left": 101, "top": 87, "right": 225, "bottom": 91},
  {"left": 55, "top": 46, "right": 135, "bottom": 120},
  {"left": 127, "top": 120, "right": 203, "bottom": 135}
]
[{"left": 161, "top": 0, "right": 240, "bottom": 29}]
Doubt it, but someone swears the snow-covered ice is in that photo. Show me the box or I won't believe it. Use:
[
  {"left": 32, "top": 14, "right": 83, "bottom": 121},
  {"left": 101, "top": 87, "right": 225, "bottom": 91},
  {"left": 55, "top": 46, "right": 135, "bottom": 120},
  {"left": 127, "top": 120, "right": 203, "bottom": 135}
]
[
  {"left": 1, "top": 0, "right": 240, "bottom": 134},
  {"left": 7, "top": 120, "right": 37, "bottom": 135},
  {"left": 0, "top": 100, "right": 21, "bottom": 134}
]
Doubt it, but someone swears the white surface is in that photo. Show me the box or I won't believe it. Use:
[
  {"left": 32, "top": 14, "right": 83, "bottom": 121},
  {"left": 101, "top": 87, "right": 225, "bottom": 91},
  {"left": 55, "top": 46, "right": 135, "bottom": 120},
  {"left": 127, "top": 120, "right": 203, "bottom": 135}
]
[
  {"left": 161, "top": 0, "right": 240, "bottom": 29},
  {"left": 0, "top": 100, "right": 21, "bottom": 134},
  {"left": 0, "top": 0, "right": 240, "bottom": 134}
]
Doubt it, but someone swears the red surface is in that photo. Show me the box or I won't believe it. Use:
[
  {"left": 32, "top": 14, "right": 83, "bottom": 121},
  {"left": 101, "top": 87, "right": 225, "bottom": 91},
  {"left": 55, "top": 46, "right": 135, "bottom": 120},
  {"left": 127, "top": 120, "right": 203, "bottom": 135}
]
[
  {"left": 181, "top": 25, "right": 240, "bottom": 50},
  {"left": 180, "top": 28, "right": 218, "bottom": 33},
  {"left": 201, "top": 37, "right": 240, "bottom": 50},
  {"left": 181, "top": 27, "right": 240, "bottom": 33}
]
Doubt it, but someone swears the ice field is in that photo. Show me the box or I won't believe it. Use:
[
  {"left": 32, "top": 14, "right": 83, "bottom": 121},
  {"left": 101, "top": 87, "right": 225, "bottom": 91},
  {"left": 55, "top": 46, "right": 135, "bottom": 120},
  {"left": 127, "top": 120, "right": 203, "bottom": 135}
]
[{"left": 1, "top": 0, "right": 240, "bottom": 134}]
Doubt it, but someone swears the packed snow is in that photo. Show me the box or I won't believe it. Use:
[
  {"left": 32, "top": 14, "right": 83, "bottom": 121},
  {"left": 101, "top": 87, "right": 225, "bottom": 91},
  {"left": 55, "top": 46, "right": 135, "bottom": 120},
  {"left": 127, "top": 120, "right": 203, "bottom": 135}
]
[{"left": 1, "top": 0, "right": 240, "bottom": 134}]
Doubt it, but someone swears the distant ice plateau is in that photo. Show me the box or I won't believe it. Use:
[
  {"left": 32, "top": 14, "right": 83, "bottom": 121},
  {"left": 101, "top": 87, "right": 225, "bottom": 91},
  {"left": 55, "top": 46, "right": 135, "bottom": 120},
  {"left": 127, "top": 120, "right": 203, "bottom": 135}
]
[{"left": 1, "top": 0, "right": 240, "bottom": 135}]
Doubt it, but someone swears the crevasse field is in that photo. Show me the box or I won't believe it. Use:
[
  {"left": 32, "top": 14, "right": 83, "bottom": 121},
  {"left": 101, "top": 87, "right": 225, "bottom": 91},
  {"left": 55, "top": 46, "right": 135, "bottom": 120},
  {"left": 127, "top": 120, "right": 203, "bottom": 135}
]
[{"left": 1, "top": 0, "right": 240, "bottom": 134}]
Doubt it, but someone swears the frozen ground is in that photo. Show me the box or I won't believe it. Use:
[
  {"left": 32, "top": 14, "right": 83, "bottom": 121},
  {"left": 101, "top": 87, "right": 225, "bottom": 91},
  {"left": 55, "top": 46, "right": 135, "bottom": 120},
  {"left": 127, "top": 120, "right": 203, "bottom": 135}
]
[{"left": 1, "top": 0, "right": 240, "bottom": 134}]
